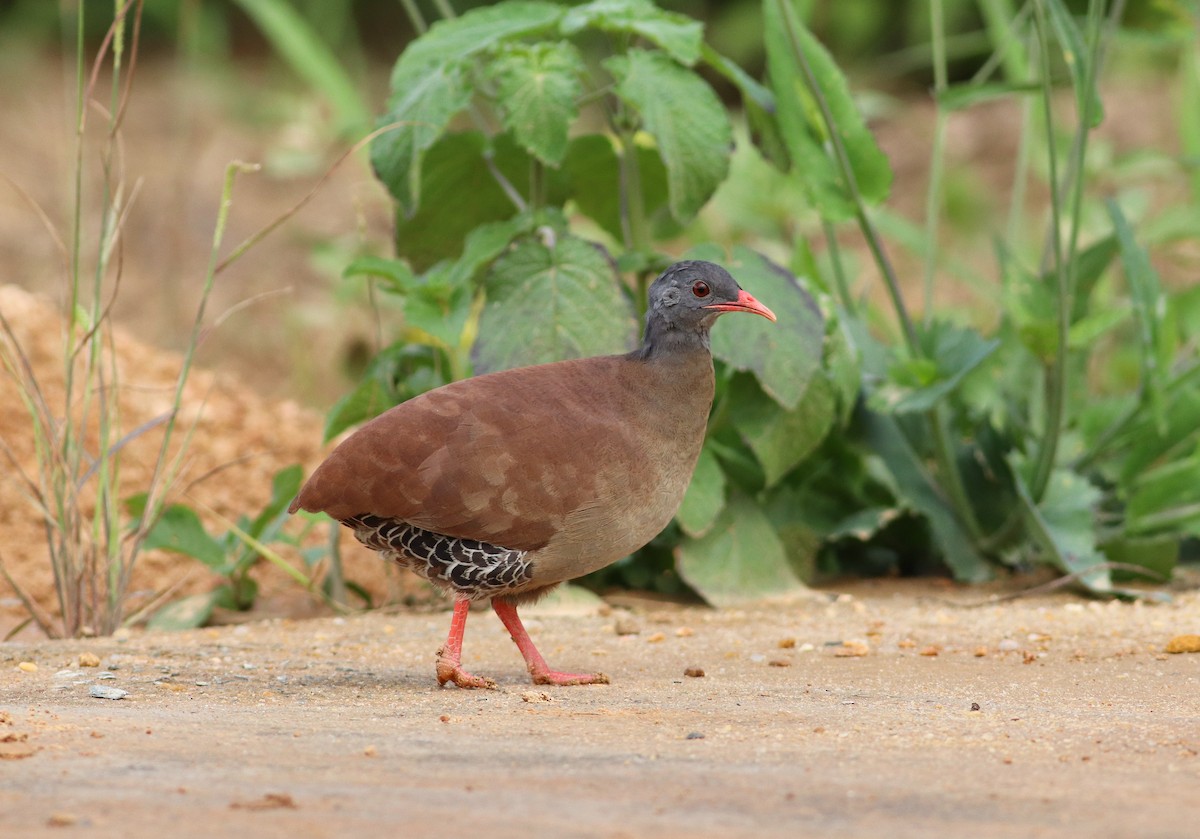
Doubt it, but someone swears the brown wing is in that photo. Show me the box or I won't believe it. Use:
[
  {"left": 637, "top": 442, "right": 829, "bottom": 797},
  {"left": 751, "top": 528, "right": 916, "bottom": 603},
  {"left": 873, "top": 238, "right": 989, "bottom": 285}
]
[{"left": 290, "top": 355, "right": 645, "bottom": 552}]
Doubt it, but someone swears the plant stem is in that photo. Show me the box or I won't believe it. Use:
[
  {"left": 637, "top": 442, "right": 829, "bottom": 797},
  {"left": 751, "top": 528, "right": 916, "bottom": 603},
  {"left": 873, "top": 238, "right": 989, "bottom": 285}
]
[
  {"left": 921, "top": 0, "right": 949, "bottom": 325},
  {"left": 1028, "top": 0, "right": 1107, "bottom": 502},
  {"left": 397, "top": 0, "right": 427, "bottom": 34},
  {"left": 779, "top": 1, "right": 920, "bottom": 356},
  {"left": 820, "top": 220, "right": 855, "bottom": 313}
]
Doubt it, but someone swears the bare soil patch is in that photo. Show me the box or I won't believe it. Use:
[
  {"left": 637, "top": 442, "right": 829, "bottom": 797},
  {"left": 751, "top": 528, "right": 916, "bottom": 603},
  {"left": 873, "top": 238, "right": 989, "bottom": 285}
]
[{"left": 2, "top": 580, "right": 1198, "bottom": 838}]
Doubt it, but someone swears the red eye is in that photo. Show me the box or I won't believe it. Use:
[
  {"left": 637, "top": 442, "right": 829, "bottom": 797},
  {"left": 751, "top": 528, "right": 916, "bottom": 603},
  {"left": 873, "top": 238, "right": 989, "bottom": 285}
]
[{"left": 692, "top": 281, "right": 711, "bottom": 298}]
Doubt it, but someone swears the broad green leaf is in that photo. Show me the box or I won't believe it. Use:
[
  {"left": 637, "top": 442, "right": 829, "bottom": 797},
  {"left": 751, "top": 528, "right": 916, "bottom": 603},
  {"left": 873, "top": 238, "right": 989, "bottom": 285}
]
[
  {"left": 675, "top": 493, "right": 806, "bottom": 606},
  {"left": 343, "top": 255, "right": 416, "bottom": 295},
  {"left": 605, "top": 49, "right": 732, "bottom": 221},
  {"left": 870, "top": 321, "right": 999, "bottom": 414},
  {"left": 1114, "top": 386, "right": 1200, "bottom": 484},
  {"left": 247, "top": 465, "right": 304, "bottom": 540},
  {"left": 404, "top": 283, "right": 474, "bottom": 350},
  {"left": 473, "top": 234, "right": 637, "bottom": 372},
  {"left": 561, "top": 134, "right": 677, "bottom": 242},
  {"left": 677, "top": 445, "right": 725, "bottom": 537},
  {"left": 488, "top": 42, "right": 585, "bottom": 166},
  {"left": 729, "top": 373, "right": 835, "bottom": 488},
  {"left": 823, "top": 308, "right": 862, "bottom": 423},
  {"left": 561, "top": 0, "right": 703, "bottom": 65},
  {"left": 142, "top": 504, "right": 226, "bottom": 570},
  {"left": 693, "top": 244, "right": 824, "bottom": 410},
  {"left": 394, "top": 0, "right": 563, "bottom": 77},
  {"left": 371, "top": 62, "right": 472, "bottom": 216},
  {"left": 763, "top": 0, "right": 892, "bottom": 217},
  {"left": 1101, "top": 535, "right": 1178, "bottom": 582},
  {"left": 1125, "top": 454, "right": 1200, "bottom": 538},
  {"left": 447, "top": 215, "right": 537, "bottom": 288},
  {"left": 1108, "top": 199, "right": 1168, "bottom": 427},
  {"left": 936, "top": 81, "right": 1041, "bottom": 111},
  {"left": 762, "top": 484, "right": 824, "bottom": 581},
  {"left": 147, "top": 592, "right": 220, "bottom": 631},
  {"left": 1010, "top": 455, "right": 1109, "bottom": 590},
  {"left": 324, "top": 376, "right": 394, "bottom": 442},
  {"left": 861, "top": 410, "right": 990, "bottom": 582},
  {"left": 1043, "top": 0, "right": 1105, "bottom": 128},
  {"left": 391, "top": 133, "right": 567, "bottom": 271}
]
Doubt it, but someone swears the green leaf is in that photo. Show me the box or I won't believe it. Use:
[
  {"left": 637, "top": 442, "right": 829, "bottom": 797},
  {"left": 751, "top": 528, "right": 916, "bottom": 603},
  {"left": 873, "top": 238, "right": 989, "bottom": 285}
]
[
  {"left": 488, "top": 42, "right": 585, "bottom": 166},
  {"left": 692, "top": 244, "right": 824, "bottom": 410},
  {"left": 1043, "top": 0, "right": 1105, "bottom": 128},
  {"left": 1101, "top": 535, "right": 1178, "bottom": 582},
  {"left": 147, "top": 592, "right": 220, "bottom": 631},
  {"left": 391, "top": 132, "right": 565, "bottom": 271},
  {"left": 395, "top": 0, "right": 564, "bottom": 75},
  {"left": 1010, "top": 455, "right": 1109, "bottom": 590},
  {"left": 861, "top": 410, "right": 990, "bottom": 582},
  {"left": 677, "top": 445, "right": 725, "bottom": 537},
  {"left": 561, "top": 0, "right": 703, "bottom": 65},
  {"left": 371, "top": 62, "right": 472, "bottom": 216},
  {"left": 324, "top": 376, "right": 394, "bottom": 442},
  {"left": 936, "top": 81, "right": 1041, "bottom": 111},
  {"left": 142, "top": 504, "right": 227, "bottom": 570},
  {"left": 763, "top": 0, "right": 892, "bottom": 217},
  {"left": 1108, "top": 199, "right": 1168, "bottom": 427},
  {"left": 246, "top": 465, "right": 304, "bottom": 540},
  {"left": 605, "top": 49, "right": 732, "bottom": 222},
  {"left": 343, "top": 255, "right": 416, "bottom": 295},
  {"left": 473, "top": 234, "right": 637, "bottom": 372},
  {"left": 675, "top": 493, "right": 806, "bottom": 606},
  {"left": 729, "top": 374, "right": 835, "bottom": 488},
  {"left": 870, "top": 321, "right": 999, "bottom": 414},
  {"left": 561, "top": 134, "right": 677, "bottom": 242},
  {"left": 1125, "top": 454, "right": 1200, "bottom": 538},
  {"left": 447, "top": 215, "right": 537, "bottom": 288}
]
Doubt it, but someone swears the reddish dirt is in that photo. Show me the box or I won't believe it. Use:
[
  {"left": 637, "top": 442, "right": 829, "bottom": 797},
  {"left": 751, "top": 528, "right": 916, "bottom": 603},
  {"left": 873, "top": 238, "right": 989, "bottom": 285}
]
[{"left": 2, "top": 580, "right": 1199, "bottom": 837}]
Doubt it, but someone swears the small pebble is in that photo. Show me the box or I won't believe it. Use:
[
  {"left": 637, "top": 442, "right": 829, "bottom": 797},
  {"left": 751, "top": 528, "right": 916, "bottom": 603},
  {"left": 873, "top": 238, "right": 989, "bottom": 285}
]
[
  {"left": 919, "top": 646, "right": 940, "bottom": 657},
  {"left": 973, "top": 646, "right": 988, "bottom": 657},
  {"left": 17, "top": 661, "right": 37, "bottom": 673},
  {"left": 685, "top": 732, "right": 705, "bottom": 740},
  {"left": 998, "top": 639, "right": 1020, "bottom": 652},
  {"left": 614, "top": 617, "right": 640, "bottom": 636},
  {"left": 834, "top": 641, "right": 870, "bottom": 658},
  {"left": 683, "top": 667, "right": 705, "bottom": 678},
  {"left": 1165, "top": 635, "right": 1200, "bottom": 654},
  {"left": 970, "top": 702, "right": 981, "bottom": 712},
  {"left": 675, "top": 627, "right": 694, "bottom": 637},
  {"left": 363, "top": 745, "right": 377, "bottom": 757},
  {"left": 767, "top": 659, "right": 791, "bottom": 668},
  {"left": 89, "top": 685, "right": 128, "bottom": 700},
  {"left": 778, "top": 638, "right": 797, "bottom": 649},
  {"left": 78, "top": 652, "right": 101, "bottom": 668},
  {"left": 47, "top": 813, "right": 77, "bottom": 827},
  {"left": 645, "top": 632, "right": 665, "bottom": 643},
  {"left": 520, "top": 691, "right": 553, "bottom": 703}
]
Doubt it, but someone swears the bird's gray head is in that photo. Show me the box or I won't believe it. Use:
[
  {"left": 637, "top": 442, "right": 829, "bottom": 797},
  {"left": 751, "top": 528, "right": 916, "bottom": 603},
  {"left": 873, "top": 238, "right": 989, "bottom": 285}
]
[{"left": 639, "top": 260, "right": 775, "bottom": 358}]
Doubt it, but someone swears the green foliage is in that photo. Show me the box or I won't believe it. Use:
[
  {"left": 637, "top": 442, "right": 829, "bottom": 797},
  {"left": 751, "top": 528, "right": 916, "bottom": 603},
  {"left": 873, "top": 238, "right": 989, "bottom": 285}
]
[
  {"left": 337, "top": 0, "right": 1195, "bottom": 605},
  {"left": 133, "top": 466, "right": 338, "bottom": 630}
]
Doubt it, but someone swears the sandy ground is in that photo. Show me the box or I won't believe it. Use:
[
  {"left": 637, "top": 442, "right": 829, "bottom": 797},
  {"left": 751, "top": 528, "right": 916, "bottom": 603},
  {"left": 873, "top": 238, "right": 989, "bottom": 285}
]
[{"left": 2, "top": 579, "right": 1198, "bottom": 838}]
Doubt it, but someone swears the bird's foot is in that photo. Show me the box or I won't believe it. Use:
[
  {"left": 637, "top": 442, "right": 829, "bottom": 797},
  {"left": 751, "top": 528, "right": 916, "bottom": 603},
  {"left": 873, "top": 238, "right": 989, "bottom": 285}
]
[
  {"left": 530, "top": 669, "right": 610, "bottom": 687},
  {"left": 436, "top": 648, "right": 497, "bottom": 690}
]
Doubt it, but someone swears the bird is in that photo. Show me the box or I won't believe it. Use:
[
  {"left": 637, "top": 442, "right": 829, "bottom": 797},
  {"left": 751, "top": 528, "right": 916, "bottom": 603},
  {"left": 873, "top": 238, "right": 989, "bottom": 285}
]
[{"left": 289, "top": 260, "right": 776, "bottom": 688}]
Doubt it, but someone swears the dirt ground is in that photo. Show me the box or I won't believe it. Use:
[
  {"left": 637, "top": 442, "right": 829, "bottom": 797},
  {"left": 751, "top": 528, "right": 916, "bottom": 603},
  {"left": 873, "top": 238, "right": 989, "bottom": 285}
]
[{"left": 2, "top": 579, "right": 1198, "bottom": 838}]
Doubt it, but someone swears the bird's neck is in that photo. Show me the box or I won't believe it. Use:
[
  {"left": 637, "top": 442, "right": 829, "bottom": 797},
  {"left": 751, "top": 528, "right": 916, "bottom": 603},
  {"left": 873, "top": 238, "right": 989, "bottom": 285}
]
[{"left": 633, "top": 317, "right": 711, "bottom": 362}]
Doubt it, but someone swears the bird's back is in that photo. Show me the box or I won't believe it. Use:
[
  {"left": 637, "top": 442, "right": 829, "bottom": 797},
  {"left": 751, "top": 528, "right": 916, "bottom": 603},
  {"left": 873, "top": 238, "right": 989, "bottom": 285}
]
[{"left": 290, "top": 350, "right": 715, "bottom": 558}]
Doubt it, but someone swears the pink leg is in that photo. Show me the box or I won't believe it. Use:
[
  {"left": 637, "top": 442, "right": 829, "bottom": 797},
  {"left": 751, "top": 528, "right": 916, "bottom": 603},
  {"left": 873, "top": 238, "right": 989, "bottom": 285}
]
[
  {"left": 492, "top": 599, "right": 609, "bottom": 686},
  {"left": 435, "top": 599, "right": 496, "bottom": 689}
]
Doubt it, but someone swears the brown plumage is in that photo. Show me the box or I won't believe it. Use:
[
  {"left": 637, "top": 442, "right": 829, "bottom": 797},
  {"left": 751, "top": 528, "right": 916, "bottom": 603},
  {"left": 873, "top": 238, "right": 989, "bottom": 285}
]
[{"left": 290, "top": 260, "right": 775, "bottom": 688}]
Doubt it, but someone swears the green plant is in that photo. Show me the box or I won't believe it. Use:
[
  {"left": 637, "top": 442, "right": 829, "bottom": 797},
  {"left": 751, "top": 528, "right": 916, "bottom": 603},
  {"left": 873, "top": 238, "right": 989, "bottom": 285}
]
[
  {"left": 338, "top": 0, "right": 1196, "bottom": 603},
  {"left": 769, "top": 0, "right": 1200, "bottom": 593},
  {"left": 130, "top": 465, "right": 363, "bottom": 630},
  {"left": 0, "top": 0, "right": 233, "bottom": 637}
]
